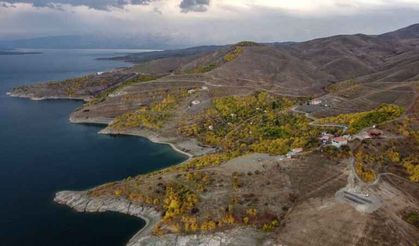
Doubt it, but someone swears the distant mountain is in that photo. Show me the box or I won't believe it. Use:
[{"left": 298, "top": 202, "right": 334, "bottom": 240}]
[
  {"left": 106, "top": 45, "right": 223, "bottom": 62},
  {"left": 379, "top": 23, "right": 419, "bottom": 40},
  {"left": 0, "top": 35, "right": 184, "bottom": 50},
  {"left": 5, "top": 23, "right": 419, "bottom": 96},
  {"left": 113, "top": 23, "right": 419, "bottom": 96},
  {"left": 0, "top": 49, "right": 42, "bottom": 55}
]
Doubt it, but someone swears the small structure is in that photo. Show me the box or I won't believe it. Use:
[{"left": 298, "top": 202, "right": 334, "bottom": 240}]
[
  {"left": 310, "top": 99, "right": 322, "bottom": 105},
  {"left": 331, "top": 137, "right": 348, "bottom": 148},
  {"left": 188, "top": 89, "right": 196, "bottom": 94},
  {"left": 287, "top": 148, "right": 304, "bottom": 158},
  {"left": 292, "top": 148, "right": 304, "bottom": 153},
  {"left": 319, "top": 132, "right": 334, "bottom": 143},
  {"left": 96, "top": 72, "right": 104, "bottom": 75},
  {"left": 191, "top": 100, "right": 201, "bottom": 105},
  {"left": 368, "top": 129, "right": 383, "bottom": 138},
  {"left": 361, "top": 132, "right": 372, "bottom": 139},
  {"left": 201, "top": 86, "right": 209, "bottom": 90},
  {"left": 208, "top": 125, "right": 214, "bottom": 131}
]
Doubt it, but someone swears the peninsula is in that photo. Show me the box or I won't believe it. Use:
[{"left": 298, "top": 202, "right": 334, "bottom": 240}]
[{"left": 9, "top": 24, "right": 419, "bottom": 245}]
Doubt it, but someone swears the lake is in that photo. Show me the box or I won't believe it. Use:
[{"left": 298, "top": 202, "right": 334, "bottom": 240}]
[{"left": 0, "top": 49, "right": 187, "bottom": 245}]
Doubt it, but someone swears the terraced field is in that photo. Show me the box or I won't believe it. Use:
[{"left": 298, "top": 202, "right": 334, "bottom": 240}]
[{"left": 296, "top": 81, "right": 418, "bottom": 117}]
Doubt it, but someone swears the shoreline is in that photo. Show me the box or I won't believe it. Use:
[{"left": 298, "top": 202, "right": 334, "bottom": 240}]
[
  {"left": 7, "top": 89, "right": 218, "bottom": 245},
  {"left": 51, "top": 120, "right": 209, "bottom": 244},
  {"left": 99, "top": 125, "right": 218, "bottom": 159},
  {"left": 6, "top": 91, "right": 88, "bottom": 102},
  {"left": 54, "top": 191, "right": 161, "bottom": 242},
  {"left": 99, "top": 126, "right": 195, "bottom": 159},
  {"left": 8, "top": 91, "right": 210, "bottom": 160}
]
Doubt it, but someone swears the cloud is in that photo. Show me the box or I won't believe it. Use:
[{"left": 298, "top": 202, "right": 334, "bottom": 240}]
[
  {"left": 0, "top": 2, "right": 15, "bottom": 7},
  {"left": 179, "top": 0, "right": 209, "bottom": 12},
  {"left": 0, "top": 0, "right": 152, "bottom": 10},
  {"left": 1, "top": 0, "right": 419, "bottom": 48}
]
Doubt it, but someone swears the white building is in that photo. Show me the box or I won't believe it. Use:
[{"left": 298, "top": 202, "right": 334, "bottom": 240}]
[{"left": 310, "top": 99, "right": 322, "bottom": 105}]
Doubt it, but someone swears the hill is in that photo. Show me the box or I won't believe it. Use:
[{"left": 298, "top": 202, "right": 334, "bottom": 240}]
[
  {"left": 104, "top": 24, "right": 419, "bottom": 96},
  {"left": 8, "top": 23, "right": 419, "bottom": 246}
]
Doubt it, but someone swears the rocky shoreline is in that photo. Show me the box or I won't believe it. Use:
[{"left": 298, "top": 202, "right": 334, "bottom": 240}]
[
  {"left": 54, "top": 191, "right": 162, "bottom": 243},
  {"left": 54, "top": 191, "right": 268, "bottom": 246},
  {"left": 99, "top": 126, "right": 216, "bottom": 158},
  {"left": 10, "top": 89, "right": 254, "bottom": 245}
]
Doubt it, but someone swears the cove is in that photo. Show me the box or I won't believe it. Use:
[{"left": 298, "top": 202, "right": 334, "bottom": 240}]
[{"left": 0, "top": 49, "right": 187, "bottom": 246}]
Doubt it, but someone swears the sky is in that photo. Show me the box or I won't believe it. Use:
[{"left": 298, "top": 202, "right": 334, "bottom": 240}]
[{"left": 1, "top": 0, "right": 419, "bottom": 47}]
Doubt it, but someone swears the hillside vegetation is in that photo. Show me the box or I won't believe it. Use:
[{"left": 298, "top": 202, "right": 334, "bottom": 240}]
[{"left": 317, "top": 104, "right": 404, "bottom": 133}]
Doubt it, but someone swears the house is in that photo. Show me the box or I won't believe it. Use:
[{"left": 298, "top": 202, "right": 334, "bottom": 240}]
[
  {"left": 201, "top": 86, "right": 209, "bottom": 90},
  {"left": 287, "top": 148, "right": 304, "bottom": 158},
  {"left": 292, "top": 148, "right": 304, "bottom": 153},
  {"left": 310, "top": 99, "right": 322, "bottom": 105},
  {"left": 96, "top": 72, "right": 104, "bottom": 75},
  {"left": 319, "top": 132, "right": 334, "bottom": 143},
  {"left": 331, "top": 137, "right": 348, "bottom": 148},
  {"left": 188, "top": 89, "right": 196, "bottom": 94}
]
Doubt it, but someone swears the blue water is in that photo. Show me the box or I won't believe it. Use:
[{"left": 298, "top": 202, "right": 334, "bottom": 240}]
[{"left": 0, "top": 49, "right": 187, "bottom": 246}]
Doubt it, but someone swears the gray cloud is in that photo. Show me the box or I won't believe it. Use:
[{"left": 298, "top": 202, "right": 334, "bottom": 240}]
[
  {"left": 1, "top": 0, "right": 419, "bottom": 48},
  {"left": 0, "top": 2, "right": 15, "bottom": 7},
  {"left": 0, "top": 0, "right": 152, "bottom": 10},
  {"left": 179, "top": 0, "right": 209, "bottom": 13}
]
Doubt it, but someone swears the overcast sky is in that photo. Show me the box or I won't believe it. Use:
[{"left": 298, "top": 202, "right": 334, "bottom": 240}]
[{"left": 1, "top": 0, "right": 419, "bottom": 46}]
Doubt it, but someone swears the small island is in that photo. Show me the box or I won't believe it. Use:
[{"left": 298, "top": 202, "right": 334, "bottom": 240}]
[{"left": 9, "top": 27, "right": 419, "bottom": 246}]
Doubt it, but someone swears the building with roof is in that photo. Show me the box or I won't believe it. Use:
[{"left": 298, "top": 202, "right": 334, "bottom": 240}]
[
  {"left": 319, "top": 132, "right": 334, "bottom": 143},
  {"left": 287, "top": 148, "right": 304, "bottom": 158},
  {"left": 331, "top": 137, "right": 348, "bottom": 148}
]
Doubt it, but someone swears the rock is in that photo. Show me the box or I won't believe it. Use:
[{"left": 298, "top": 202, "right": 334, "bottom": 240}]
[
  {"left": 54, "top": 190, "right": 162, "bottom": 244},
  {"left": 127, "top": 228, "right": 266, "bottom": 246},
  {"left": 54, "top": 191, "right": 269, "bottom": 246}
]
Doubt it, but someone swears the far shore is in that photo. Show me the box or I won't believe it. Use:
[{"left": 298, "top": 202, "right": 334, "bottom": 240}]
[{"left": 6, "top": 91, "right": 89, "bottom": 102}]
